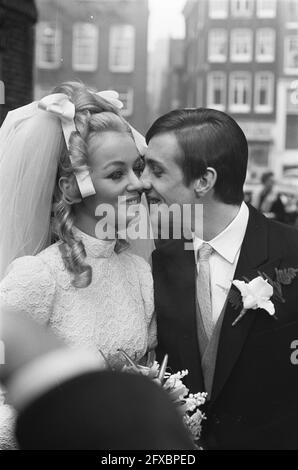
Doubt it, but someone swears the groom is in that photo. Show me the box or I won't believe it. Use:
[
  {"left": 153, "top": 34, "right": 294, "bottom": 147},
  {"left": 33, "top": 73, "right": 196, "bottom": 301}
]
[{"left": 141, "top": 108, "right": 298, "bottom": 450}]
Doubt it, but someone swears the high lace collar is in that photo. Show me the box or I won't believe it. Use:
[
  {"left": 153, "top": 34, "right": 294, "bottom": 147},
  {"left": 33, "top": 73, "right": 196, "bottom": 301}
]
[{"left": 73, "top": 227, "right": 116, "bottom": 258}]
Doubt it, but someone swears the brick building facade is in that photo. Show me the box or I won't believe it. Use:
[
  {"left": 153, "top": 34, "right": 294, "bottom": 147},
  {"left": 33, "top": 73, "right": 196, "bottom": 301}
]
[
  {"left": 35, "top": 0, "right": 149, "bottom": 133},
  {"left": 0, "top": 0, "right": 37, "bottom": 124},
  {"left": 274, "top": 0, "right": 298, "bottom": 178},
  {"left": 181, "top": 0, "right": 298, "bottom": 179}
]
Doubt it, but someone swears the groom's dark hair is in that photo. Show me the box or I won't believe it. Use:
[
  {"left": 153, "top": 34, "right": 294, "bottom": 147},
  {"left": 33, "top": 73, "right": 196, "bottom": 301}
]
[{"left": 146, "top": 108, "right": 248, "bottom": 205}]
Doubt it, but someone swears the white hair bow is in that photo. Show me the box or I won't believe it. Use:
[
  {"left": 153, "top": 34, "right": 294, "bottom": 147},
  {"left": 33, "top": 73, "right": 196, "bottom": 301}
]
[
  {"left": 95, "top": 90, "right": 124, "bottom": 110},
  {"left": 38, "top": 90, "right": 147, "bottom": 198},
  {"left": 95, "top": 90, "right": 147, "bottom": 154},
  {"left": 38, "top": 93, "right": 96, "bottom": 198}
]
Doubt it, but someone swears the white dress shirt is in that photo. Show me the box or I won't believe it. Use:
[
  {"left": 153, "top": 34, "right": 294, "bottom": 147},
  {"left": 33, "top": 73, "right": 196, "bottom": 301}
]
[{"left": 193, "top": 202, "right": 249, "bottom": 324}]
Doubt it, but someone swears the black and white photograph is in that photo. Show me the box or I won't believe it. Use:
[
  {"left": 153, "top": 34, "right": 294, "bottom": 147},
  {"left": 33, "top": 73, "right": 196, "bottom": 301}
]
[{"left": 0, "top": 0, "right": 298, "bottom": 453}]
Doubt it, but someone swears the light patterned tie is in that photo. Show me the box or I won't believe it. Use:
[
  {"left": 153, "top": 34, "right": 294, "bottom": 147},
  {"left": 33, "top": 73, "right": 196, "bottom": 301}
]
[{"left": 196, "top": 243, "right": 214, "bottom": 340}]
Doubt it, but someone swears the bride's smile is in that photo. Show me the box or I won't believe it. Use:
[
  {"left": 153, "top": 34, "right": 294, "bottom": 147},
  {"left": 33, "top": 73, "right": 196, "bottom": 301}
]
[{"left": 62, "top": 128, "right": 144, "bottom": 239}]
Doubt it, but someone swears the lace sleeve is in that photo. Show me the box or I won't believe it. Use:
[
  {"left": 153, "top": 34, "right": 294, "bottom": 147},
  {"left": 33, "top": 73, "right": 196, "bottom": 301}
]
[
  {"left": 0, "top": 256, "right": 56, "bottom": 325},
  {"left": 129, "top": 254, "right": 157, "bottom": 351}
]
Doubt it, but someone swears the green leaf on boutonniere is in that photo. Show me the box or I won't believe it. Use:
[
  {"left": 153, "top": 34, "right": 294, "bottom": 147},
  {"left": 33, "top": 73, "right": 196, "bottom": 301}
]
[
  {"left": 257, "top": 271, "right": 285, "bottom": 304},
  {"left": 275, "top": 267, "right": 298, "bottom": 285},
  {"left": 228, "top": 288, "right": 243, "bottom": 310}
]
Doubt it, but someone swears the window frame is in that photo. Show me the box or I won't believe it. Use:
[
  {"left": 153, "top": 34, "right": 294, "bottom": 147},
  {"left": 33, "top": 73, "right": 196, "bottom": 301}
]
[
  {"left": 207, "top": 71, "right": 227, "bottom": 111},
  {"left": 36, "top": 21, "right": 62, "bottom": 70},
  {"left": 256, "top": 0, "right": 277, "bottom": 18},
  {"left": 254, "top": 71, "right": 275, "bottom": 113},
  {"left": 209, "top": 0, "right": 229, "bottom": 19},
  {"left": 208, "top": 29, "right": 228, "bottom": 63},
  {"left": 229, "top": 71, "right": 252, "bottom": 113},
  {"left": 72, "top": 22, "right": 99, "bottom": 72},
  {"left": 109, "top": 24, "right": 135, "bottom": 73},
  {"left": 231, "top": 0, "right": 254, "bottom": 18},
  {"left": 284, "top": 33, "right": 298, "bottom": 75},
  {"left": 230, "top": 28, "right": 253, "bottom": 63},
  {"left": 255, "top": 28, "right": 276, "bottom": 63}
]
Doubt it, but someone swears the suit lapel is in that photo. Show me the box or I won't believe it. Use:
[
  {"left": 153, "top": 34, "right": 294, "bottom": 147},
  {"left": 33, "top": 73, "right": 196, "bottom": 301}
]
[
  {"left": 157, "top": 239, "right": 205, "bottom": 392},
  {"left": 210, "top": 207, "right": 272, "bottom": 406}
]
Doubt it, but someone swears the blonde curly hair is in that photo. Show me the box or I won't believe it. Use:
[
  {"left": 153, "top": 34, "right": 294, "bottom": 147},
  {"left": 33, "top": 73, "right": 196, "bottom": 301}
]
[{"left": 52, "top": 82, "right": 134, "bottom": 288}]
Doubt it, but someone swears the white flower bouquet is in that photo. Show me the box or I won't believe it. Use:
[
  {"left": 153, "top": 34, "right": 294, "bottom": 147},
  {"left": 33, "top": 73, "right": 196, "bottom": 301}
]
[{"left": 118, "top": 350, "right": 207, "bottom": 445}]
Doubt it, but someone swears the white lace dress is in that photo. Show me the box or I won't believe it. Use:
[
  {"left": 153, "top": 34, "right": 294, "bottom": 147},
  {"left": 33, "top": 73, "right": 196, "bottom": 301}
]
[{"left": 0, "top": 228, "right": 156, "bottom": 449}]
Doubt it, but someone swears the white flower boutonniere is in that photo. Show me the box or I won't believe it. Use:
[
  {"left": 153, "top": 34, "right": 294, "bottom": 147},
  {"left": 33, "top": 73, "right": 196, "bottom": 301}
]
[
  {"left": 232, "top": 276, "right": 275, "bottom": 326},
  {"left": 224, "top": 267, "right": 298, "bottom": 327}
]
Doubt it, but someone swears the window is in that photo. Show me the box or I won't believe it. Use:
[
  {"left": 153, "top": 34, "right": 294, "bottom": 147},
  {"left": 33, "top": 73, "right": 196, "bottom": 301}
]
[
  {"left": 256, "top": 0, "right": 276, "bottom": 18},
  {"left": 284, "top": 33, "right": 298, "bottom": 74},
  {"left": 209, "top": 0, "right": 228, "bottom": 18},
  {"left": 208, "top": 29, "right": 227, "bottom": 62},
  {"left": 229, "top": 72, "right": 251, "bottom": 112},
  {"left": 72, "top": 23, "right": 98, "bottom": 71},
  {"left": 109, "top": 25, "right": 135, "bottom": 72},
  {"left": 118, "top": 89, "right": 134, "bottom": 116},
  {"left": 230, "top": 29, "right": 253, "bottom": 62},
  {"left": 207, "top": 72, "right": 226, "bottom": 110},
  {"left": 254, "top": 72, "right": 274, "bottom": 113},
  {"left": 231, "top": 0, "right": 254, "bottom": 17},
  {"left": 256, "top": 29, "right": 275, "bottom": 62},
  {"left": 36, "top": 22, "right": 61, "bottom": 69}
]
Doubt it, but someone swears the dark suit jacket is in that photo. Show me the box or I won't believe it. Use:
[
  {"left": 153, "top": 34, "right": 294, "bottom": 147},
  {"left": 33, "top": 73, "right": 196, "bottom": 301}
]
[
  {"left": 16, "top": 370, "right": 194, "bottom": 450},
  {"left": 153, "top": 205, "right": 298, "bottom": 449}
]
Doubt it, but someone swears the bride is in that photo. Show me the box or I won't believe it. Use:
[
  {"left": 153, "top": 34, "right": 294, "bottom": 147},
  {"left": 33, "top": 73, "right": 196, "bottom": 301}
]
[{"left": 0, "top": 82, "right": 156, "bottom": 448}]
